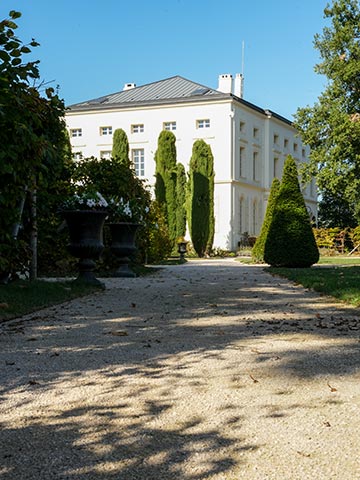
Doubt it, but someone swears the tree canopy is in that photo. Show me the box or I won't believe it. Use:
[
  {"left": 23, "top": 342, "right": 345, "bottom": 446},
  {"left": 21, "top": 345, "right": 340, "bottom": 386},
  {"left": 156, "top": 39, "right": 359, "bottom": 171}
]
[
  {"left": 0, "top": 11, "right": 69, "bottom": 277},
  {"left": 294, "top": 0, "right": 360, "bottom": 223}
]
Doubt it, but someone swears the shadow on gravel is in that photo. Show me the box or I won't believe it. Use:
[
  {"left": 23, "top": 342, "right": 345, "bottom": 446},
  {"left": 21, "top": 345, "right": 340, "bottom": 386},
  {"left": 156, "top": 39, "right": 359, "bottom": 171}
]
[
  {"left": 1, "top": 260, "right": 360, "bottom": 478},
  {"left": 0, "top": 398, "right": 258, "bottom": 479}
]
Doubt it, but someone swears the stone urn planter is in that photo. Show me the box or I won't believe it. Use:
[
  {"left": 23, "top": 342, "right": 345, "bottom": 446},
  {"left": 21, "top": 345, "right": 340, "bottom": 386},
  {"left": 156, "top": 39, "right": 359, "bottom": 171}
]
[
  {"left": 62, "top": 210, "right": 108, "bottom": 286},
  {"left": 108, "top": 222, "right": 140, "bottom": 277}
]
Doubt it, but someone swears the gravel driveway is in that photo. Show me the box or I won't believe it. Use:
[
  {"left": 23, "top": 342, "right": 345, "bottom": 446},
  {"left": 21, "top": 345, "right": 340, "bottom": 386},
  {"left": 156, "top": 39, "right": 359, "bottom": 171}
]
[{"left": 1, "top": 258, "right": 360, "bottom": 479}]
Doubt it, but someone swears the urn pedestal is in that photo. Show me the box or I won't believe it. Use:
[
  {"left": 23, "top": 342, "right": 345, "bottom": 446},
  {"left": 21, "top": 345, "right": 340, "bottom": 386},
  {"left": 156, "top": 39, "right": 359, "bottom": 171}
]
[
  {"left": 109, "top": 222, "right": 140, "bottom": 278},
  {"left": 62, "top": 210, "right": 107, "bottom": 286}
]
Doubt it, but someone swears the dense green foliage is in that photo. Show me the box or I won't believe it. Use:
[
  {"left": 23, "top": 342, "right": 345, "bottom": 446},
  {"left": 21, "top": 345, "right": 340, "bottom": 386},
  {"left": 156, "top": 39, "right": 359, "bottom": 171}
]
[
  {"left": 264, "top": 156, "right": 319, "bottom": 267},
  {"left": 145, "top": 201, "right": 173, "bottom": 263},
  {"left": 176, "top": 163, "right": 187, "bottom": 240},
  {"left": 154, "top": 131, "right": 178, "bottom": 245},
  {"left": 0, "top": 11, "right": 70, "bottom": 279},
  {"left": 318, "top": 190, "right": 357, "bottom": 228},
  {"left": 69, "top": 156, "right": 152, "bottom": 261},
  {"left": 294, "top": 0, "right": 360, "bottom": 223},
  {"left": 112, "top": 128, "right": 130, "bottom": 166},
  {"left": 252, "top": 178, "right": 280, "bottom": 263},
  {"left": 188, "top": 140, "right": 215, "bottom": 257}
]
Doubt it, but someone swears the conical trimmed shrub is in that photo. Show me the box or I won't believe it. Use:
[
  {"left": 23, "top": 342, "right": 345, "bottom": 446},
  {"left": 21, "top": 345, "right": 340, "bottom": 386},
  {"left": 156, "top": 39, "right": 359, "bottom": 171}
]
[
  {"left": 188, "top": 140, "right": 215, "bottom": 257},
  {"left": 154, "top": 131, "right": 177, "bottom": 245},
  {"left": 252, "top": 177, "right": 280, "bottom": 263},
  {"left": 112, "top": 128, "right": 130, "bottom": 166},
  {"left": 176, "top": 162, "right": 187, "bottom": 240},
  {"left": 264, "top": 156, "right": 319, "bottom": 267}
]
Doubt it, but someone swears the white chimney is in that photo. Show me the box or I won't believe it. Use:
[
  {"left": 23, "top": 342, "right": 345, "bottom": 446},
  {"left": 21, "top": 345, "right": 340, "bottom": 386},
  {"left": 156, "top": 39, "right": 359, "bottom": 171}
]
[
  {"left": 217, "top": 74, "right": 233, "bottom": 94},
  {"left": 123, "top": 82, "right": 136, "bottom": 91},
  {"left": 234, "top": 73, "right": 244, "bottom": 98}
]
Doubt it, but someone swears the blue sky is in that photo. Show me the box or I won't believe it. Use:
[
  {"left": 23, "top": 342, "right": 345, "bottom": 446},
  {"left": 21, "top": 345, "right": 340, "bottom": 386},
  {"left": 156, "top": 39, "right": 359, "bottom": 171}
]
[{"left": 2, "top": 0, "right": 329, "bottom": 119}]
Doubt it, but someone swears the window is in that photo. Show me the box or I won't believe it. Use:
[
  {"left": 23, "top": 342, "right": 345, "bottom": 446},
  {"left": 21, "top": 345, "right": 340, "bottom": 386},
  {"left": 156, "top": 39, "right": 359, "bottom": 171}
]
[
  {"left": 131, "top": 124, "right": 144, "bottom": 133},
  {"left": 163, "top": 121, "right": 176, "bottom": 131},
  {"left": 239, "top": 146, "right": 246, "bottom": 178},
  {"left": 100, "top": 126, "right": 112, "bottom": 135},
  {"left": 100, "top": 150, "right": 111, "bottom": 159},
  {"left": 273, "top": 157, "right": 280, "bottom": 178},
  {"left": 239, "top": 198, "right": 244, "bottom": 235},
  {"left": 273, "top": 134, "right": 279, "bottom": 144},
  {"left": 240, "top": 121, "right": 246, "bottom": 133},
  {"left": 253, "top": 127, "right": 259, "bottom": 139},
  {"left": 293, "top": 142, "right": 298, "bottom": 152},
  {"left": 70, "top": 128, "right": 82, "bottom": 137},
  {"left": 252, "top": 201, "right": 257, "bottom": 235},
  {"left": 253, "top": 151, "right": 259, "bottom": 181},
  {"left": 132, "top": 148, "right": 145, "bottom": 176},
  {"left": 284, "top": 138, "right": 289, "bottom": 148},
  {"left": 196, "top": 119, "right": 210, "bottom": 129},
  {"left": 302, "top": 148, "right": 306, "bottom": 158},
  {"left": 72, "top": 151, "right": 83, "bottom": 160}
]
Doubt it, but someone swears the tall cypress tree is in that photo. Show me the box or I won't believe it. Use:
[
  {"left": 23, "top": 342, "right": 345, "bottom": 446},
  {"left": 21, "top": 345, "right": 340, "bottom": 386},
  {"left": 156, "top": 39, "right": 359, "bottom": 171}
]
[
  {"left": 176, "top": 163, "right": 187, "bottom": 240},
  {"left": 154, "top": 131, "right": 177, "bottom": 244},
  {"left": 252, "top": 177, "right": 280, "bottom": 263},
  {"left": 264, "top": 156, "right": 319, "bottom": 267},
  {"left": 188, "top": 140, "right": 215, "bottom": 257},
  {"left": 112, "top": 128, "right": 130, "bottom": 166}
]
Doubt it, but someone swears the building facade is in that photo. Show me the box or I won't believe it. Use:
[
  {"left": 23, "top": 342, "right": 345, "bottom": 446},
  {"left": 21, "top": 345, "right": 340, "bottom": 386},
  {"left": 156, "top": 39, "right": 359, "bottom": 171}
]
[{"left": 65, "top": 74, "right": 317, "bottom": 250}]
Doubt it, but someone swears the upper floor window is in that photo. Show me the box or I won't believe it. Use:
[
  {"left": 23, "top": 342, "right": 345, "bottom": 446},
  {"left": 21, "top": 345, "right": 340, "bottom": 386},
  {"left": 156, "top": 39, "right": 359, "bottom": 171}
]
[
  {"left": 302, "top": 148, "right": 306, "bottom": 158},
  {"left": 240, "top": 121, "right": 246, "bottom": 133},
  {"left": 293, "top": 142, "right": 298, "bottom": 152},
  {"left": 72, "top": 151, "right": 83, "bottom": 160},
  {"left": 239, "top": 146, "right": 246, "bottom": 178},
  {"left": 131, "top": 124, "right": 144, "bottom": 133},
  {"left": 253, "top": 127, "right": 259, "bottom": 139},
  {"left": 253, "top": 151, "right": 259, "bottom": 181},
  {"left": 100, "top": 126, "right": 112, "bottom": 136},
  {"left": 273, "top": 157, "right": 280, "bottom": 179},
  {"left": 163, "top": 121, "right": 176, "bottom": 131},
  {"left": 273, "top": 134, "right": 279, "bottom": 144},
  {"left": 132, "top": 148, "right": 145, "bottom": 177},
  {"left": 70, "top": 128, "right": 82, "bottom": 138},
  {"left": 284, "top": 138, "right": 289, "bottom": 148},
  {"left": 196, "top": 119, "right": 210, "bottom": 129}
]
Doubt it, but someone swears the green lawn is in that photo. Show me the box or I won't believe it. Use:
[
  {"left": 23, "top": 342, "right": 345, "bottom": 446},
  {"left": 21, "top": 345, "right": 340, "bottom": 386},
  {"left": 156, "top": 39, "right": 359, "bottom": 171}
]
[
  {"left": 317, "top": 256, "right": 360, "bottom": 265},
  {"left": 0, "top": 280, "right": 101, "bottom": 322},
  {"left": 268, "top": 265, "right": 360, "bottom": 306}
]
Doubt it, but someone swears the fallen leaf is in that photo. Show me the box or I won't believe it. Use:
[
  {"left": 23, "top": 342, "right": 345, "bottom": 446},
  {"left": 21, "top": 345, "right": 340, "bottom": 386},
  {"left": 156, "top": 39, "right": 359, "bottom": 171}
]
[
  {"left": 249, "top": 374, "right": 259, "bottom": 383},
  {"left": 297, "top": 451, "right": 311, "bottom": 458},
  {"left": 323, "top": 421, "right": 331, "bottom": 427},
  {"left": 327, "top": 382, "right": 337, "bottom": 392},
  {"left": 251, "top": 348, "right": 263, "bottom": 355},
  {"left": 110, "top": 330, "right": 128, "bottom": 336},
  {"left": 5, "top": 361, "right": 15, "bottom": 366}
]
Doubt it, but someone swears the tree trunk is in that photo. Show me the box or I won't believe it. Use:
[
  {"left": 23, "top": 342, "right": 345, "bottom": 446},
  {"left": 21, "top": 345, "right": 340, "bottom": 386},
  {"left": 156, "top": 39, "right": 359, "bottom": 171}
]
[{"left": 29, "top": 187, "right": 37, "bottom": 281}]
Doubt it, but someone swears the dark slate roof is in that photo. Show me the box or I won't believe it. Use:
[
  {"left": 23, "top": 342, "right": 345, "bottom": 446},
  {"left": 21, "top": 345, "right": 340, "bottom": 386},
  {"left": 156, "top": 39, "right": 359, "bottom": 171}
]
[
  {"left": 67, "top": 74, "right": 293, "bottom": 125},
  {"left": 68, "top": 75, "right": 227, "bottom": 111}
]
